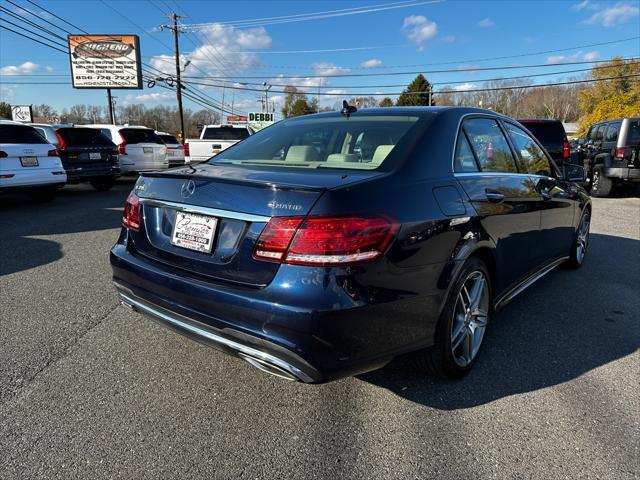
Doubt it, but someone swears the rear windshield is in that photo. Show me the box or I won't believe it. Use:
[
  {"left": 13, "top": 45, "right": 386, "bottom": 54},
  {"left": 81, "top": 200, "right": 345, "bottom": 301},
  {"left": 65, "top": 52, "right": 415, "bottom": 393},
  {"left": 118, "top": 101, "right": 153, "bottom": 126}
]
[
  {"left": 119, "top": 128, "right": 163, "bottom": 144},
  {"left": 519, "top": 121, "right": 566, "bottom": 144},
  {"left": 625, "top": 120, "right": 640, "bottom": 144},
  {"left": 202, "top": 127, "right": 250, "bottom": 141},
  {"left": 0, "top": 125, "right": 49, "bottom": 144},
  {"left": 211, "top": 115, "right": 421, "bottom": 171},
  {"left": 57, "top": 128, "right": 114, "bottom": 146},
  {"left": 159, "top": 134, "right": 180, "bottom": 145}
]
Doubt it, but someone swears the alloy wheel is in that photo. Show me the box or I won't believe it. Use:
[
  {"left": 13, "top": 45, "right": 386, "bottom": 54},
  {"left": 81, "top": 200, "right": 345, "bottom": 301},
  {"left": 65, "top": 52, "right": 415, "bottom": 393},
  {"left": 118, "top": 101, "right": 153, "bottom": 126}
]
[
  {"left": 451, "top": 271, "right": 490, "bottom": 368},
  {"left": 576, "top": 212, "right": 590, "bottom": 264}
]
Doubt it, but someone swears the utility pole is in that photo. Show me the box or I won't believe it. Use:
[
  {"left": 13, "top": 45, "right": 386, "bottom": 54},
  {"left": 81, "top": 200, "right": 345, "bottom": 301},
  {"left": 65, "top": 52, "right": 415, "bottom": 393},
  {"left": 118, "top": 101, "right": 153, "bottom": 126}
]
[
  {"left": 161, "top": 13, "right": 186, "bottom": 141},
  {"left": 107, "top": 89, "right": 115, "bottom": 124}
]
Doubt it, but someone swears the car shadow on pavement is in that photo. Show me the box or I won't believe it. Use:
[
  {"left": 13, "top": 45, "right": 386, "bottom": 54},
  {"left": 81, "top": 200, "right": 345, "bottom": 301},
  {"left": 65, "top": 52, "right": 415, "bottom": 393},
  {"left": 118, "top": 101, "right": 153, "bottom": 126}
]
[
  {"left": 0, "top": 180, "right": 134, "bottom": 275},
  {"left": 358, "top": 233, "right": 640, "bottom": 410}
]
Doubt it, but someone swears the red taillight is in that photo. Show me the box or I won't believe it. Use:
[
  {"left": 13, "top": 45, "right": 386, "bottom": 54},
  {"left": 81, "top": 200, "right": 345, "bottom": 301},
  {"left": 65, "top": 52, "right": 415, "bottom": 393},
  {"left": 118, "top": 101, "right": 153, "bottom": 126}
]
[
  {"left": 122, "top": 190, "right": 140, "bottom": 231},
  {"left": 55, "top": 132, "right": 66, "bottom": 150},
  {"left": 0, "top": 151, "right": 7, "bottom": 158},
  {"left": 183, "top": 142, "right": 190, "bottom": 157},
  {"left": 118, "top": 132, "right": 127, "bottom": 155},
  {"left": 253, "top": 215, "right": 397, "bottom": 266},
  {"left": 563, "top": 140, "right": 570, "bottom": 159},
  {"left": 615, "top": 147, "right": 625, "bottom": 159},
  {"left": 48, "top": 149, "right": 59, "bottom": 157}
]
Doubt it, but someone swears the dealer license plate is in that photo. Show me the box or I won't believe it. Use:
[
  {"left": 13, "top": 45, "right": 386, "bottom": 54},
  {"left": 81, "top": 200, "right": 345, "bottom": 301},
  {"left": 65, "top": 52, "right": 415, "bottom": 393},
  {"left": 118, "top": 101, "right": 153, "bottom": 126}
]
[
  {"left": 20, "top": 156, "right": 38, "bottom": 167},
  {"left": 171, "top": 212, "right": 217, "bottom": 253}
]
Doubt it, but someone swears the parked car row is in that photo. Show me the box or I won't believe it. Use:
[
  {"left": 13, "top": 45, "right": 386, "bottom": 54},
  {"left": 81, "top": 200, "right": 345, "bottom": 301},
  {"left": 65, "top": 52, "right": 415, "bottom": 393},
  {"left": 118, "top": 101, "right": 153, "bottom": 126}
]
[{"left": 0, "top": 121, "right": 188, "bottom": 201}]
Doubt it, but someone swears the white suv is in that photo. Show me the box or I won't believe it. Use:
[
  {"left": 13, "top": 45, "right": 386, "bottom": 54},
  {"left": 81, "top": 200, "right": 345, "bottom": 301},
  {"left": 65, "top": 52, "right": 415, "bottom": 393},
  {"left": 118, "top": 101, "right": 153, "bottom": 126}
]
[
  {"left": 84, "top": 125, "right": 168, "bottom": 173},
  {"left": 0, "top": 120, "right": 67, "bottom": 201}
]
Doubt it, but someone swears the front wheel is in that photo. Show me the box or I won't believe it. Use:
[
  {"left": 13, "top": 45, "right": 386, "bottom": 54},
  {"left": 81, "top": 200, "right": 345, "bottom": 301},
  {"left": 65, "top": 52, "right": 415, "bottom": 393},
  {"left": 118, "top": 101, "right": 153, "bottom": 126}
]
[
  {"left": 565, "top": 209, "right": 590, "bottom": 269},
  {"left": 415, "top": 257, "right": 491, "bottom": 378}
]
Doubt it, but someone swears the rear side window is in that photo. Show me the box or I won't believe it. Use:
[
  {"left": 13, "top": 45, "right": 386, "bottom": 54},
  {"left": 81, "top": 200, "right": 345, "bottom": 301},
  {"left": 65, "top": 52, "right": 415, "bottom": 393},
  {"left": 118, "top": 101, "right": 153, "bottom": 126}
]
[
  {"left": 505, "top": 123, "right": 550, "bottom": 175},
  {"left": 454, "top": 131, "right": 478, "bottom": 172},
  {"left": 57, "top": 128, "right": 114, "bottom": 146},
  {"left": 202, "top": 127, "right": 250, "bottom": 141},
  {"left": 604, "top": 122, "right": 621, "bottom": 142},
  {"left": 119, "top": 128, "right": 163, "bottom": 144},
  {"left": 463, "top": 118, "right": 517, "bottom": 173},
  {"left": 0, "top": 125, "right": 49, "bottom": 144},
  {"left": 159, "top": 134, "right": 180, "bottom": 145}
]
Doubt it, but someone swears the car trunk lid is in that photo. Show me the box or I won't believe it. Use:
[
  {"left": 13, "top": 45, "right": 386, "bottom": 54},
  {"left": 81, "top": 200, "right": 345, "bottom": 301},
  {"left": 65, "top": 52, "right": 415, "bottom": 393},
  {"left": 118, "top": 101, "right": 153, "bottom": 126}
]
[{"left": 129, "top": 163, "right": 384, "bottom": 286}]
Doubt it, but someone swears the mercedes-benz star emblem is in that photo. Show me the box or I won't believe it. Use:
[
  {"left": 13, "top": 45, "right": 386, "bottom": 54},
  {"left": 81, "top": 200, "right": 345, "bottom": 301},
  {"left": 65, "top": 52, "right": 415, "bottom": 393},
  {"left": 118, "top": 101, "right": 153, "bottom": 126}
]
[{"left": 180, "top": 180, "right": 196, "bottom": 198}]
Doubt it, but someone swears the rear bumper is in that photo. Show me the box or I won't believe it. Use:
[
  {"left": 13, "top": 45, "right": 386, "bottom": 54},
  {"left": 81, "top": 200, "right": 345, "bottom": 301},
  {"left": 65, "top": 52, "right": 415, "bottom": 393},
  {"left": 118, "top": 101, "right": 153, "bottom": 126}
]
[
  {"left": 64, "top": 164, "right": 120, "bottom": 182},
  {"left": 604, "top": 167, "right": 640, "bottom": 181},
  {"left": 120, "top": 159, "right": 169, "bottom": 173},
  {"left": 110, "top": 240, "right": 443, "bottom": 382}
]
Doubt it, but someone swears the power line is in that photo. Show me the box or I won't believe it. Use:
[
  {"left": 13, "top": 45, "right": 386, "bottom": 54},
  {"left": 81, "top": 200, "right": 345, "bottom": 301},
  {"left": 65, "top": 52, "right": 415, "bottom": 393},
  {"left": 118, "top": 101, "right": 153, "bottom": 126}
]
[
  {"left": 0, "top": 24, "right": 68, "bottom": 54},
  {"left": 0, "top": 17, "right": 68, "bottom": 50},
  {"left": 0, "top": 5, "right": 67, "bottom": 42}
]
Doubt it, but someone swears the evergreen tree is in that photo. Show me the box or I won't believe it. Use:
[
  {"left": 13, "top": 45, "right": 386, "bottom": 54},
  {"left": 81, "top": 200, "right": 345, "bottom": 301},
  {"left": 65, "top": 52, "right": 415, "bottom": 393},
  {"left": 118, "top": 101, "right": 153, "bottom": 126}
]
[{"left": 396, "top": 74, "right": 435, "bottom": 106}]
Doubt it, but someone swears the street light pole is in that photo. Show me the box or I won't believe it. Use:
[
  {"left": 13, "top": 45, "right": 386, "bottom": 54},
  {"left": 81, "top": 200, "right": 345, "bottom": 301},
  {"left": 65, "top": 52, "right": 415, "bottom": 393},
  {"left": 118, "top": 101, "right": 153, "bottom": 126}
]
[{"left": 161, "top": 13, "right": 186, "bottom": 141}]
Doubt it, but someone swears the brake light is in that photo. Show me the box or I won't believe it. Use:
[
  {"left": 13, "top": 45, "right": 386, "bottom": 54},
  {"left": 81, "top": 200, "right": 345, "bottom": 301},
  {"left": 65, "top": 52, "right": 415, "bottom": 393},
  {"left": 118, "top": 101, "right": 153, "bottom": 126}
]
[
  {"left": 118, "top": 133, "right": 127, "bottom": 155},
  {"left": 615, "top": 147, "right": 625, "bottom": 159},
  {"left": 0, "top": 151, "right": 7, "bottom": 158},
  {"left": 563, "top": 140, "right": 570, "bottom": 159},
  {"left": 253, "top": 215, "right": 397, "bottom": 266},
  {"left": 122, "top": 190, "right": 140, "bottom": 231},
  {"left": 55, "top": 132, "right": 66, "bottom": 150},
  {"left": 48, "top": 149, "right": 59, "bottom": 157},
  {"left": 184, "top": 142, "right": 190, "bottom": 157}
]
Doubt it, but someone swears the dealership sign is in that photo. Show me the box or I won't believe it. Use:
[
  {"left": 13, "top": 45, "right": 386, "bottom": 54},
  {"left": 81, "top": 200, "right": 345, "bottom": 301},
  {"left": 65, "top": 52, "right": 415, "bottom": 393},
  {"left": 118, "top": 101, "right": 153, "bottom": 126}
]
[
  {"left": 248, "top": 112, "right": 275, "bottom": 131},
  {"left": 68, "top": 34, "right": 142, "bottom": 89},
  {"left": 11, "top": 105, "right": 33, "bottom": 123}
]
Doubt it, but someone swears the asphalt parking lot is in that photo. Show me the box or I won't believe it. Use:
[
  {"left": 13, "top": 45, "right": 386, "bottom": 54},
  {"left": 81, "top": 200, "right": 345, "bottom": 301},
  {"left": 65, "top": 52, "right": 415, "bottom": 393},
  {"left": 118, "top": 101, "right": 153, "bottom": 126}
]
[{"left": 1, "top": 181, "right": 638, "bottom": 479}]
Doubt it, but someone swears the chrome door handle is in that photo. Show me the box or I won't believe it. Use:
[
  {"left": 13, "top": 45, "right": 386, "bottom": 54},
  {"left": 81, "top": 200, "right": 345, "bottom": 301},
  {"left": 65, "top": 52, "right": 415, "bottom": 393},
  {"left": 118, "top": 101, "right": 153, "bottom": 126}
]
[{"left": 484, "top": 190, "right": 505, "bottom": 203}]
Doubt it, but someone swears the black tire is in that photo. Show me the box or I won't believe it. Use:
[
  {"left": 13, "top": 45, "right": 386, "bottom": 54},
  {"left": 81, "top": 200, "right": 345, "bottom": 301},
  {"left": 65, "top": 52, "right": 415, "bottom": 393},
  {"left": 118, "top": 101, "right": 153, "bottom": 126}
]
[
  {"left": 414, "top": 256, "right": 492, "bottom": 378},
  {"left": 90, "top": 177, "right": 116, "bottom": 191},
  {"left": 590, "top": 165, "right": 613, "bottom": 197},
  {"left": 565, "top": 208, "right": 591, "bottom": 269},
  {"left": 29, "top": 188, "right": 56, "bottom": 203}
]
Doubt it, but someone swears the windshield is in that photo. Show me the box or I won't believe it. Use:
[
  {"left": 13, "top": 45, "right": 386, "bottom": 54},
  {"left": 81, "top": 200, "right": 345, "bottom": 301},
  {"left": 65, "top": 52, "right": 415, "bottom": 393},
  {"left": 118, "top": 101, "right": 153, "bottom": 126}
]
[
  {"left": 119, "top": 128, "right": 163, "bottom": 144},
  {"left": 210, "top": 115, "right": 421, "bottom": 170},
  {"left": 0, "top": 125, "right": 49, "bottom": 144},
  {"left": 159, "top": 134, "right": 180, "bottom": 145},
  {"left": 202, "top": 127, "right": 251, "bottom": 141},
  {"left": 57, "top": 128, "right": 114, "bottom": 146}
]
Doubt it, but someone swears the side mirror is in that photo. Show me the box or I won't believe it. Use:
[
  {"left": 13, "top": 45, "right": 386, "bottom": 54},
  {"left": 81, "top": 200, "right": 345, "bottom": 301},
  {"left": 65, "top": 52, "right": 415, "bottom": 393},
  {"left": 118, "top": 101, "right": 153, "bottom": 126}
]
[{"left": 563, "top": 164, "right": 586, "bottom": 183}]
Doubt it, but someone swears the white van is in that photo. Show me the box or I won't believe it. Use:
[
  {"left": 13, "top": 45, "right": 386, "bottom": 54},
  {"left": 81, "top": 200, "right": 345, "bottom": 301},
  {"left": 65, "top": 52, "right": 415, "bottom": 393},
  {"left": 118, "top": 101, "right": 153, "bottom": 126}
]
[
  {"left": 84, "top": 125, "right": 168, "bottom": 173},
  {"left": 0, "top": 120, "right": 67, "bottom": 201}
]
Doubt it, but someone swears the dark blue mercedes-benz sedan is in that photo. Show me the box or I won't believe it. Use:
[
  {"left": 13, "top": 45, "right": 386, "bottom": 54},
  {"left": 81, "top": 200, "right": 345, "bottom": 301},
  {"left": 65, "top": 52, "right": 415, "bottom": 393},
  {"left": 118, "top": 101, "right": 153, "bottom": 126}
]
[{"left": 111, "top": 107, "right": 591, "bottom": 383}]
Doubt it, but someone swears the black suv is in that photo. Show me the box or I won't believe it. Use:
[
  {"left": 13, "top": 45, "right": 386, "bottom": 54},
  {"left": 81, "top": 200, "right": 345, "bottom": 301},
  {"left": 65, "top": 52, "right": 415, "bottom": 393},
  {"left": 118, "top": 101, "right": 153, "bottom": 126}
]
[
  {"left": 518, "top": 119, "right": 572, "bottom": 167},
  {"left": 55, "top": 127, "right": 120, "bottom": 191},
  {"left": 582, "top": 118, "right": 640, "bottom": 197}
]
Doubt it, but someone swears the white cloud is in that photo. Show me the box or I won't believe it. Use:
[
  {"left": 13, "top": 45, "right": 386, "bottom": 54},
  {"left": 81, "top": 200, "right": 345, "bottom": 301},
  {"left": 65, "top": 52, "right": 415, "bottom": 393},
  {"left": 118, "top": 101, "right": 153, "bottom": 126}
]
[
  {"left": 454, "top": 83, "right": 477, "bottom": 91},
  {"left": 312, "top": 62, "right": 351, "bottom": 76},
  {"left": 0, "top": 61, "right": 39, "bottom": 75},
  {"left": 123, "top": 92, "right": 174, "bottom": 104},
  {"left": 572, "top": 0, "right": 592, "bottom": 11},
  {"left": 360, "top": 59, "right": 383, "bottom": 68},
  {"left": 402, "top": 15, "right": 438, "bottom": 50},
  {"left": 0, "top": 85, "right": 16, "bottom": 101},
  {"left": 546, "top": 50, "right": 600, "bottom": 64},
  {"left": 478, "top": 18, "right": 495, "bottom": 28},
  {"left": 45, "top": 66, "right": 54, "bottom": 73},
  {"left": 322, "top": 89, "right": 348, "bottom": 99},
  {"left": 150, "top": 23, "right": 272, "bottom": 79},
  {"left": 441, "top": 35, "right": 456, "bottom": 43},
  {"left": 584, "top": 3, "right": 639, "bottom": 27}
]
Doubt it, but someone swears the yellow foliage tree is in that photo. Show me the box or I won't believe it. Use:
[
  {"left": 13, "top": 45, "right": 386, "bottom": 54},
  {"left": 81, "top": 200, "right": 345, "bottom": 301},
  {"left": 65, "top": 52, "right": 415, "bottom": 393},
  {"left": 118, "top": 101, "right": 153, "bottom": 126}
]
[{"left": 577, "top": 57, "right": 640, "bottom": 135}]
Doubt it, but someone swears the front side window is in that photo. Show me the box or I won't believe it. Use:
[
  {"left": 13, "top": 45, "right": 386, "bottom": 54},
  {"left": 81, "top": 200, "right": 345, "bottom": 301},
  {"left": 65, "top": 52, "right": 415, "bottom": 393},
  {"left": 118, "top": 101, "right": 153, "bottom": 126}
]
[
  {"left": 594, "top": 125, "right": 605, "bottom": 141},
  {"left": 463, "top": 118, "right": 517, "bottom": 173},
  {"left": 454, "top": 131, "right": 478, "bottom": 172},
  {"left": 505, "top": 123, "right": 550, "bottom": 175},
  {"left": 211, "top": 115, "right": 422, "bottom": 171},
  {"left": 604, "top": 122, "right": 621, "bottom": 142}
]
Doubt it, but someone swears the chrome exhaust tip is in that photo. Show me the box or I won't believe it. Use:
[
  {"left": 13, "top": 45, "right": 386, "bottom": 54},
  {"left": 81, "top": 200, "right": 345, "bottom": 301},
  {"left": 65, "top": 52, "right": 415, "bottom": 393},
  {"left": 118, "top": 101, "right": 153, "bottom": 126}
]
[{"left": 238, "top": 353, "right": 300, "bottom": 382}]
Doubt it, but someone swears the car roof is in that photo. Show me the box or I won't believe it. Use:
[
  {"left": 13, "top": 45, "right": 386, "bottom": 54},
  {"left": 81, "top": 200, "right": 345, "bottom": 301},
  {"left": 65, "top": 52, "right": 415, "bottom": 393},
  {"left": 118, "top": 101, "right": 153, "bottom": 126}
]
[
  {"left": 282, "top": 106, "right": 513, "bottom": 122},
  {"left": 0, "top": 119, "right": 27, "bottom": 125},
  {"left": 517, "top": 118, "right": 563, "bottom": 124}
]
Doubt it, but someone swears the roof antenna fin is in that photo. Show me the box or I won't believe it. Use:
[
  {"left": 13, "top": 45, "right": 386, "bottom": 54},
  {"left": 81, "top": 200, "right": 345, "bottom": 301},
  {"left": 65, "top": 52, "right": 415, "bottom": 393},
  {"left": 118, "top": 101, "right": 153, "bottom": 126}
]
[{"left": 341, "top": 100, "right": 357, "bottom": 117}]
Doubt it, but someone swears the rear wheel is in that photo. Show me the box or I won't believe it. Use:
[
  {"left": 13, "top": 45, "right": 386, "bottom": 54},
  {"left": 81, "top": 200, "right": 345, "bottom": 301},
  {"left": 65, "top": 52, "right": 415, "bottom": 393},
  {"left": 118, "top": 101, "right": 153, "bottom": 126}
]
[
  {"left": 90, "top": 177, "right": 116, "bottom": 191},
  {"left": 415, "top": 256, "right": 491, "bottom": 378},
  {"left": 565, "top": 209, "right": 590, "bottom": 269},
  {"left": 590, "top": 165, "right": 613, "bottom": 197}
]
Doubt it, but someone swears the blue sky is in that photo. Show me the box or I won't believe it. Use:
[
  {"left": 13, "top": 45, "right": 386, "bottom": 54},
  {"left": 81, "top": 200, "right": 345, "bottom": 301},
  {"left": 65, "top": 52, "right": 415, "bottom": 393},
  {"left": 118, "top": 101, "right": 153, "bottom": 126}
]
[{"left": 1, "top": 0, "right": 639, "bottom": 117}]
